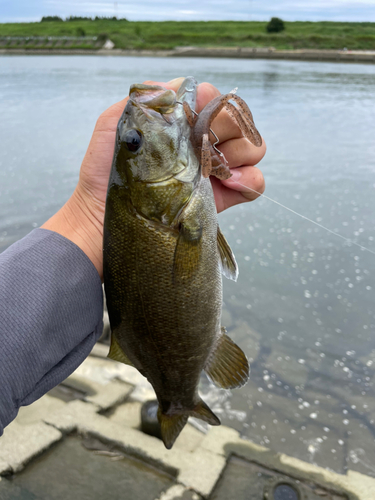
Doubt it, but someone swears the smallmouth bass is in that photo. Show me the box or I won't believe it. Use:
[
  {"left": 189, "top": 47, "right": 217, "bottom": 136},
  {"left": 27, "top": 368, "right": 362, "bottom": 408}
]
[{"left": 103, "top": 77, "right": 262, "bottom": 449}]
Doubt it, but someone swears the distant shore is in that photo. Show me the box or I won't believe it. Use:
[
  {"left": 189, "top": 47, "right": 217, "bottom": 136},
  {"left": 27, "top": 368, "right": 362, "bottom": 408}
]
[{"left": 1, "top": 46, "right": 375, "bottom": 63}]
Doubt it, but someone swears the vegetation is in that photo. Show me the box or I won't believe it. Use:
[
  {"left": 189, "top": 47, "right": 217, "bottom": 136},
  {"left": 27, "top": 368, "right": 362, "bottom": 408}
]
[
  {"left": 0, "top": 20, "right": 375, "bottom": 51},
  {"left": 266, "top": 17, "right": 285, "bottom": 33},
  {"left": 41, "top": 16, "right": 63, "bottom": 22}
]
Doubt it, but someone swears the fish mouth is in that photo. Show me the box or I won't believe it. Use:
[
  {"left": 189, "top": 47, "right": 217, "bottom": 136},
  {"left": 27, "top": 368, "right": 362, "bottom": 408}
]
[
  {"left": 142, "top": 175, "right": 175, "bottom": 185},
  {"left": 138, "top": 165, "right": 188, "bottom": 185}
]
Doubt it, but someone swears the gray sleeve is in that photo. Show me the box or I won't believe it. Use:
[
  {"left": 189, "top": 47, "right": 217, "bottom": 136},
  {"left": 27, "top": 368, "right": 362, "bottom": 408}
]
[{"left": 0, "top": 228, "right": 103, "bottom": 434}]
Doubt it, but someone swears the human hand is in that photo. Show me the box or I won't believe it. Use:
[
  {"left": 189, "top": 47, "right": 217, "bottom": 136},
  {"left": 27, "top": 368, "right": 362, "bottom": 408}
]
[
  {"left": 42, "top": 78, "right": 266, "bottom": 280},
  {"left": 195, "top": 82, "right": 266, "bottom": 212}
]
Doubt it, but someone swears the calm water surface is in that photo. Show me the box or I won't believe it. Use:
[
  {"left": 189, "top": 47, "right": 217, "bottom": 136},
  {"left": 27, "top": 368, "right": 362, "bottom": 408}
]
[{"left": 1, "top": 56, "right": 375, "bottom": 476}]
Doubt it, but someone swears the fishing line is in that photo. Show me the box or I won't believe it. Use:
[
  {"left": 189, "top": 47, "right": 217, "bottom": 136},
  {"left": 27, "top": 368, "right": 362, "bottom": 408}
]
[
  {"left": 233, "top": 181, "right": 375, "bottom": 256},
  {"left": 175, "top": 98, "right": 374, "bottom": 256}
]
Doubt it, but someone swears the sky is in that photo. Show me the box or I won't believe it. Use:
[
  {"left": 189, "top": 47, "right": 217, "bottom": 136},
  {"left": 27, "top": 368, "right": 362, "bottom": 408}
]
[{"left": 1, "top": 0, "right": 375, "bottom": 23}]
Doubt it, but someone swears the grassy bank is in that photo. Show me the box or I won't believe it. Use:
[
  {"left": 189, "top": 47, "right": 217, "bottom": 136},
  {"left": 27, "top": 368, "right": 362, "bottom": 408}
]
[{"left": 1, "top": 20, "right": 375, "bottom": 51}]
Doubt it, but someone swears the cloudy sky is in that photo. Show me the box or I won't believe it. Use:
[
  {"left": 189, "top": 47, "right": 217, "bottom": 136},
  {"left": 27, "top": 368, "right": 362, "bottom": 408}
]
[{"left": 1, "top": 0, "right": 374, "bottom": 23}]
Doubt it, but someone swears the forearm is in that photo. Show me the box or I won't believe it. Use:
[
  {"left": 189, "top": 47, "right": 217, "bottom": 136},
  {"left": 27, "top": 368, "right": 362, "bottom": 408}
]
[
  {"left": 0, "top": 228, "right": 103, "bottom": 434},
  {"left": 41, "top": 188, "right": 105, "bottom": 281}
]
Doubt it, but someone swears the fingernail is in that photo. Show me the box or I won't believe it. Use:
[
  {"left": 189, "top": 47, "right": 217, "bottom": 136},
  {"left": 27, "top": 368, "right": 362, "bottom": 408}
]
[
  {"left": 167, "top": 77, "right": 185, "bottom": 85},
  {"left": 229, "top": 169, "right": 241, "bottom": 181}
]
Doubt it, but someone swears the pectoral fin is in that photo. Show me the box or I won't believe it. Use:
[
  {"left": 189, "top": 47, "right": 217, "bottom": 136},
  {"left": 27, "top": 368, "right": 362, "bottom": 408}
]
[
  {"left": 108, "top": 335, "right": 134, "bottom": 366},
  {"left": 173, "top": 221, "right": 202, "bottom": 282},
  {"left": 205, "top": 327, "right": 249, "bottom": 389},
  {"left": 217, "top": 226, "right": 238, "bottom": 281}
]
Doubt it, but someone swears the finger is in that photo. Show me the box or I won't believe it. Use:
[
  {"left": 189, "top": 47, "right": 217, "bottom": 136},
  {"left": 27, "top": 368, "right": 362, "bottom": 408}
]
[
  {"left": 196, "top": 82, "right": 220, "bottom": 113},
  {"left": 97, "top": 78, "right": 186, "bottom": 128},
  {"left": 220, "top": 166, "right": 265, "bottom": 201},
  {"left": 196, "top": 83, "right": 263, "bottom": 153},
  {"left": 142, "top": 77, "right": 186, "bottom": 91},
  {"left": 210, "top": 176, "right": 251, "bottom": 213},
  {"left": 218, "top": 136, "right": 267, "bottom": 168}
]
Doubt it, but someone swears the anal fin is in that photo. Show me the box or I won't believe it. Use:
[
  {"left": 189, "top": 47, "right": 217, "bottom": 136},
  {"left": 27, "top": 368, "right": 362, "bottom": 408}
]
[
  {"left": 205, "top": 327, "right": 249, "bottom": 389},
  {"left": 108, "top": 335, "right": 134, "bottom": 366}
]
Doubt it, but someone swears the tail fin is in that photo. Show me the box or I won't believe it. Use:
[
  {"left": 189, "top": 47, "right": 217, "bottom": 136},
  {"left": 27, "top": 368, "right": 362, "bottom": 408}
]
[
  {"left": 158, "top": 399, "right": 220, "bottom": 449},
  {"left": 158, "top": 410, "right": 189, "bottom": 450},
  {"left": 189, "top": 399, "right": 221, "bottom": 426}
]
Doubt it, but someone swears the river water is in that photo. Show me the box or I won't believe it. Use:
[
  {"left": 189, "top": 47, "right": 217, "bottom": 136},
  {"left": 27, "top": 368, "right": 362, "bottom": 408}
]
[{"left": 1, "top": 55, "right": 375, "bottom": 477}]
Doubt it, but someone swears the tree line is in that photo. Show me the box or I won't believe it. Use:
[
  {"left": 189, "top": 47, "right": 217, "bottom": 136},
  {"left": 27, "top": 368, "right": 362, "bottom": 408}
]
[{"left": 41, "top": 16, "right": 128, "bottom": 22}]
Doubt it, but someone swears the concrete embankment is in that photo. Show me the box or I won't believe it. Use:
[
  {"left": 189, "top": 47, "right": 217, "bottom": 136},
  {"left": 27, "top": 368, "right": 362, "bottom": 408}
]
[
  {"left": 1, "top": 342, "right": 375, "bottom": 499},
  {"left": 1, "top": 46, "right": 375, "bottom": 63}
]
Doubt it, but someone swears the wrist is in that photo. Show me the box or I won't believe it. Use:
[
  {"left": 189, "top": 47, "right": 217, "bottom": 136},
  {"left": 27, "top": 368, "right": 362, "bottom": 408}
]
[{"left": 41, "top": 188, "right": 105, "bottom": 280}]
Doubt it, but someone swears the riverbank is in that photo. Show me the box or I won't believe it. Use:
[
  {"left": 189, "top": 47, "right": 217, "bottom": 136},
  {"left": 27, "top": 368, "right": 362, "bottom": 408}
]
[
  {"left": 1, "top": 20, "right": 375, "bottom": 52},
  {"left": 2, "top": 46, "right": 375, "bottom": 63}
]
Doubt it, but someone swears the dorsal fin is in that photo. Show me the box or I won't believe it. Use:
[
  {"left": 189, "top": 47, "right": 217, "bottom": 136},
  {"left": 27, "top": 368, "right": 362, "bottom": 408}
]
[{"left": 205, "top": 327, "right": 249, "bottom": 389}]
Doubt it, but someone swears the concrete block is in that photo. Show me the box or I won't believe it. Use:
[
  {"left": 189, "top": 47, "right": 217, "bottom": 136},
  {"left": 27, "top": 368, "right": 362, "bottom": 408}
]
[
  {"left": 200, "top": 425, "right": 244, "bottom": 456},
  {"left": 74, "top": 354, "right": 149, "bottom": 388},
  {"left": 200, "top": 424, "right": 375, "bottom": 500},
  {"left": 130, "top": 384, "right": 157, "bottom": 402},
  {"left": 44, "top": 399, "right": 98, "bottom": 433},
  {"left": 63, "top": 368, "right": 133, "bottom": 411},
  {"left": 85, "top": 380, "right": 133, "bottom": 410},
  {"left": 174, "top": 424, "right": 205, "bottom": 453},
  {"left": 345, "top": 470, "right": 375, "bottom": 500},
  {"left": 52, "top": 407, "right": 224, "bottom": 497},
  {"left": 89, "top": 342, "right": 109, "bottom": 359},
  {"left": 14, "top": 394, "right": 65, "bottom": 426},
  {"left": 0, "top": 461, "right": 11, "bottom": 475},
  {"left": 155, "top": 484, "right": 202, "bottom": 500},
  {"left": 0, "top": 421, "right": 62, "bottom": 474},
  {"left": 177, "top": 449, "right": 226, "bottom": 498},
  {"left": 108, "top": 400, "right": 143, "bottom": 429}
]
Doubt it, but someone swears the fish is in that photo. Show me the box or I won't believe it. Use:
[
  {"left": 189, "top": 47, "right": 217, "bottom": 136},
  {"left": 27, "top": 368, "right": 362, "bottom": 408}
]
[{"left": 103, "top": 76, "right": 262, "bottom": 449}]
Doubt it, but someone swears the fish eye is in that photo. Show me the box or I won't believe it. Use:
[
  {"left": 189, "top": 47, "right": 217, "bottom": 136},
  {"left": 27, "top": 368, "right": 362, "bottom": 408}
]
[{"left": 123, "top": 129, "right": 143, "bottom": 152}]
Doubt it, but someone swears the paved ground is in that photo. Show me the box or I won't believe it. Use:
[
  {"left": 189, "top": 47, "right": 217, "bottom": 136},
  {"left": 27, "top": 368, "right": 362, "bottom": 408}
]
[{"left": 1, "top": 343, "right": 374, "bottom": 500}]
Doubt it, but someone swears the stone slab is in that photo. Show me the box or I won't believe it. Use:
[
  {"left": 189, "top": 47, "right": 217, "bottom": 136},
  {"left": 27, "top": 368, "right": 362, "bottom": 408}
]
[
  {"left": 201, "top": 425, "right": 375, "bottom": 500},
  {"left": 0, "top": 421, "right": 62, "bottom": 474},
  {"left": 0, "top": 434, "right": 174, "bottom": 500},
  {"left": 45, "top": 399, "right": 224, "bottom": 498},
  {"left": 108, "top": 400, "right": 143, "bottom": 429},
  {"left": 14, "top": 394, "right": 65, "bottom": 426},
  {"left": 74, "top": 354, "right": 150, "bottom": 388},
  {"left": 155, "top": 484, "right": 203, "bottom": 500},
  {"left": 210, "top": 455, "right": 348, "bottom": 500},
  {"left": 85, "top": 380, "right": 133, "bottom": 410},
  {"left": 43, "top": 400, "right": 98, "bottom": 434}
]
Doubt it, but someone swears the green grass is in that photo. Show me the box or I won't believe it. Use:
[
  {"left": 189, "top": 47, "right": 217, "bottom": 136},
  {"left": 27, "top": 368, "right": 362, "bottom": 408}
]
[{"left": 1, "top": 20, "right": 375, "bottom": 51}]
